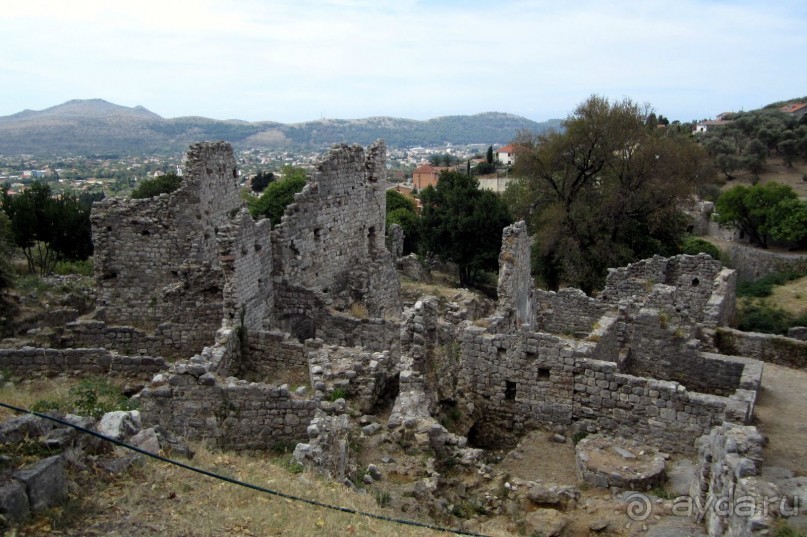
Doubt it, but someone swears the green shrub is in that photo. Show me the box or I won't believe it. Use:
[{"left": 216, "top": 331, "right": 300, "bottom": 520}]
[
  {"left": 32, "top": 378, "right": 136, "bottom": 419},
  {"left": 131, "top": 173, "right": 182, "bottom": 199},
  {"left": 735, "top": 301, "right": 806, "bottom": 335},
  {"left": 248, "top": 173, "right": 307, "bottom": 226},
  {"left": 328, "top": 388, "right": 348, "bottom": 402},
  {"left": 53, "top": 258, "right": 93, "bottom": 276},
  {"left": 681, "top": 237, "right": 721, "bottom": 260}
]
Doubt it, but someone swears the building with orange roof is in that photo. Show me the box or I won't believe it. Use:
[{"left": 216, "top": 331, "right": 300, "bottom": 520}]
[{"left": 780, "top": 102, "right": 807, "bottom": 118}]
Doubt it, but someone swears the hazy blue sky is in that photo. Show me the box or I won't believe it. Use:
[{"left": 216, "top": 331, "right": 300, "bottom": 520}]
[{"left": 1, "top": 0, "right": 805, "bottom": 123}]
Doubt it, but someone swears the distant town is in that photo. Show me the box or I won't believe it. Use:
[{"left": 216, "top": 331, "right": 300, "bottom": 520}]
[{"left": 0, "top": 143, "right": 516, "bottom": 197}]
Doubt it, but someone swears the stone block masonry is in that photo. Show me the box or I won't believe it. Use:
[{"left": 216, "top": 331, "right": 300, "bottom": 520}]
[
  {"left": 0, "top": 347, "right": 166, "bottom": 380},
  {"left": 91, "top": 142, "right": 243, "bottom": 358},
  {"left": 271, "top": 140, "right": 400, "bottom": 328}
]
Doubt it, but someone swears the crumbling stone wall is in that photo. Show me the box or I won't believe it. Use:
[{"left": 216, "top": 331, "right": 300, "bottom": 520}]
[
  {"left": 533, "top": 288, "right": 612, "bottom": 336},
  {"left": 0, "top": 347, "right": 165, "bottom": 380},
  {"left": 271, "top": 141, "right": 400, "bottom": 328},
  {"left": 458, "top": 327, "right": 576, "bottom": 446},
  {"left": 217, "top": 209, "right": 274, "bottom": 331},
  {"left": 91, "top": 142, "right": 242, "bottom": 357},
  {"left": 139, "top": 374, "right": 319, "bottom": 450},
  {"left": 692, "top": 423, "right": 780, "bottom": 536},
  {"left": 497, "top": 221, "right": 533, "bottom": 329},
  {"left": 723, "top": 243, "right": 807, "bottom": 283},
  {"left": 600, "top": 254, "right": 732, "bottom": 325},
  {"left": 455, "top": 321, "right": 750, "bottom": 453},
  {"left": 241, "top": 330, "right": 308, "bottom": 381},
  {"left": 714, "top": 327, "right": 807, "bottom": 370},
  {"left": 622, "top": 308, "right": 746, "bottom": 396}
]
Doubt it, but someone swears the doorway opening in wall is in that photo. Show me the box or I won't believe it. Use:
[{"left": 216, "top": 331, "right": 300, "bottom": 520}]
[{"left": 370, "top": 373, "right": 399, "bottom": 418}]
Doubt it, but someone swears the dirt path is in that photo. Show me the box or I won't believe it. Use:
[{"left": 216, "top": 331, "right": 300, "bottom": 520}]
[{"left": 754, "top": 362, "right": 807, "bottom": 475}]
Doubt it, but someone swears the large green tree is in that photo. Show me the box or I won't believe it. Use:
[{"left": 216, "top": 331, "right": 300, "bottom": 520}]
[
  {"left": 248, "top": 166, "right": 307, "bottom": 226},
  {"left": 715, "top": 182, "right": 805, "bottom": 248},
  {"left": 505, "top": 95, "right": 715, "bottom": 293},
  {"left": 385, "top": 190, "right": 420, "bottom": 255},
  {"left": 1, "top": 182, "right": 93, "bottom": 274},
  {"left": 419, "top": 171, "right": 512, "bottom": 287}
]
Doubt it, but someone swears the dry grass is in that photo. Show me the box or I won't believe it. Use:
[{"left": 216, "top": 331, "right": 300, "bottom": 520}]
[
  {"left": 349, "top": 302, "right": 369, "bottom": 319},
  {"left": 63, "top": 445, "right": 461, "bottom": 537},
  {"left": 766, "top": 275, "right": 807, "bottom": 316},
  {"left": 0, "top": 378, "right": 513, "bottom": 537},
  {"left": 0, "top": 377, "right": 80, "bottom": 422},
  {"left": 722, "top": 156, "right": 807, "bottom": 199}
]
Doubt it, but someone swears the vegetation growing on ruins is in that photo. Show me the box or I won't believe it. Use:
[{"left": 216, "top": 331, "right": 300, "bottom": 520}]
[
  {"left": 504, "top": 95, "right": 716, "bottom": 293},
  {"left": 715, "top": 183, "right": 807, "bottom": 248},
  {"left": 130, "top": 172, "right": 183, "bottom": 199},
  {"left": 0, "top": 181, "right": 93, "bottom": 275},
  {"left": 248, "top": 166, "right": 307, "bottom": 226},
  {"left": 419, "top": 171, "right": 512, "bottom": 287}
]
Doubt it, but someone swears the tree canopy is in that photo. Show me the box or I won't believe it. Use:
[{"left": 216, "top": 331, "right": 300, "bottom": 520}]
[
  {"left": 385, "top": 190, "right": 419, "bottom": 255},
  {"left": 131, "top": 172, "right": 183, "bottom": 199},
  {"left": 419, "top": 171, "right": 512, "bottom": 287},
  {"left": 505, "top": 95, "right": 716, "bottom": 293},
  {"left": 251, "top": 170, "right": 275, "bottom": 193},
  {"left": 714, "top": 183, "right": 806, "bottom": 248},
  {"left": 1, "top": 182, "right": 93, "bottom": 274},
  {"left": 248, "top": 166, "right": 308, "bottom": 226}
]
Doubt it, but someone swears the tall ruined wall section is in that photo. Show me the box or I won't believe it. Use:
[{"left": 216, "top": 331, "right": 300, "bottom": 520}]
[
  {"left": 271, "top": 141, "right": 400, "bottom": 334},
  {"left": 91, "top": 142, "right": 243, "bottom": 357},
  {"left": 217, "top": 209, "right": 274, "bottom": 331},
  {"left": 496, "top": 221, "right": 533, "bottom": 329}
]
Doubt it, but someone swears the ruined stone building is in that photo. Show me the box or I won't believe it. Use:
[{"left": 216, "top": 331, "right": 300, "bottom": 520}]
[{"left": 2, "top": 139, "right": 805, "bottom": 536}]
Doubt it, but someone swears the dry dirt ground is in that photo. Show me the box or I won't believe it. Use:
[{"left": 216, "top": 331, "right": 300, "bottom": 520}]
[{"left": 753, "top": 362, "right": 807, "bottom": 476}]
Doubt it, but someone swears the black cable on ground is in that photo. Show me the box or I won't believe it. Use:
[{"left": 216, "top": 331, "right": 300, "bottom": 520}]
[{"left": 0, "top": 401, "right": 490, "bottom": 537}]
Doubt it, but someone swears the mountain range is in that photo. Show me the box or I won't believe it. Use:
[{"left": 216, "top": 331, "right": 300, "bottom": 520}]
[{"left": 0, "top": 99, "right": 561, "bottom": 155}]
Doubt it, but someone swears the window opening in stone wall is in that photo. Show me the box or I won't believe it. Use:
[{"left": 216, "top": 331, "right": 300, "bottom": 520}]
[
  {"left": 314, "top": 228, "right": 322, "bottom": 241},
  {"left": 367, "top": 226, "right": 376, "bottom": 255},
  {"left": 497, "top": 347, "right": 506, "bottom": 360},
  {"left": 537, "top": 368, "right": 550, "bottom": 380},
  {"left": 686, "top": 225, "right": 694, "bottom": 233},
  {"left": 141, "top": 230, "right": 150, "bottom": 236},
  {"left": 692, "top": 278, "right": 700, "bottom": 287},
  {"left": 505, "top": 380, "right": 516, "bottom": 400}
]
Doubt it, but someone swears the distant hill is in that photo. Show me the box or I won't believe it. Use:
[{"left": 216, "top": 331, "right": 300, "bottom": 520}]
[{"left": 0, "top": 99, "right": 561, "bottom": 156}]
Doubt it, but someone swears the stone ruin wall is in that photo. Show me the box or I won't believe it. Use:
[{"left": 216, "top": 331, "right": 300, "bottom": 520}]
[
  {"left": 217, "top": 209, "right": 274, "bottom": 332},
  {"left": 445, "top": 223, "right": 761, "bottom": 454},
  {"left": 90, "top": 142, "right": 243, "bottom": 357},
  {"left": 271, "top": 141, "right": 400, "bottom": 330},
  {"left": 0, "top": 347, "right": 165, "bottom": 380},
  {"left": 454, "top": 323, "right": 753, "bottom": 453},
  {"left": 533, "top": 288, "right": 612, "bottom": 336},
  {"left": 496, "top": 221, "right": 533, "bottom": 329},
  {"left": 715, "top": 327, "right": 807, "bottom": 371},
  {"left": 692, "top": 423, "right": 783, "bottom": 537},
  {"left": 140, "top": 372, "right": 320, "bottom": 450},
  {"left": 621, "top": 308, "right": 746, "bottom": 396},
  {"left": 599, "top": 254, "right": 735, "bottom": 326}
]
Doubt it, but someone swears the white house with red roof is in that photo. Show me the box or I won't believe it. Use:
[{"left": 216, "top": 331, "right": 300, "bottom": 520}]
[{"left": 496, "top": 144, "right": 518, "bottom": 166}]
